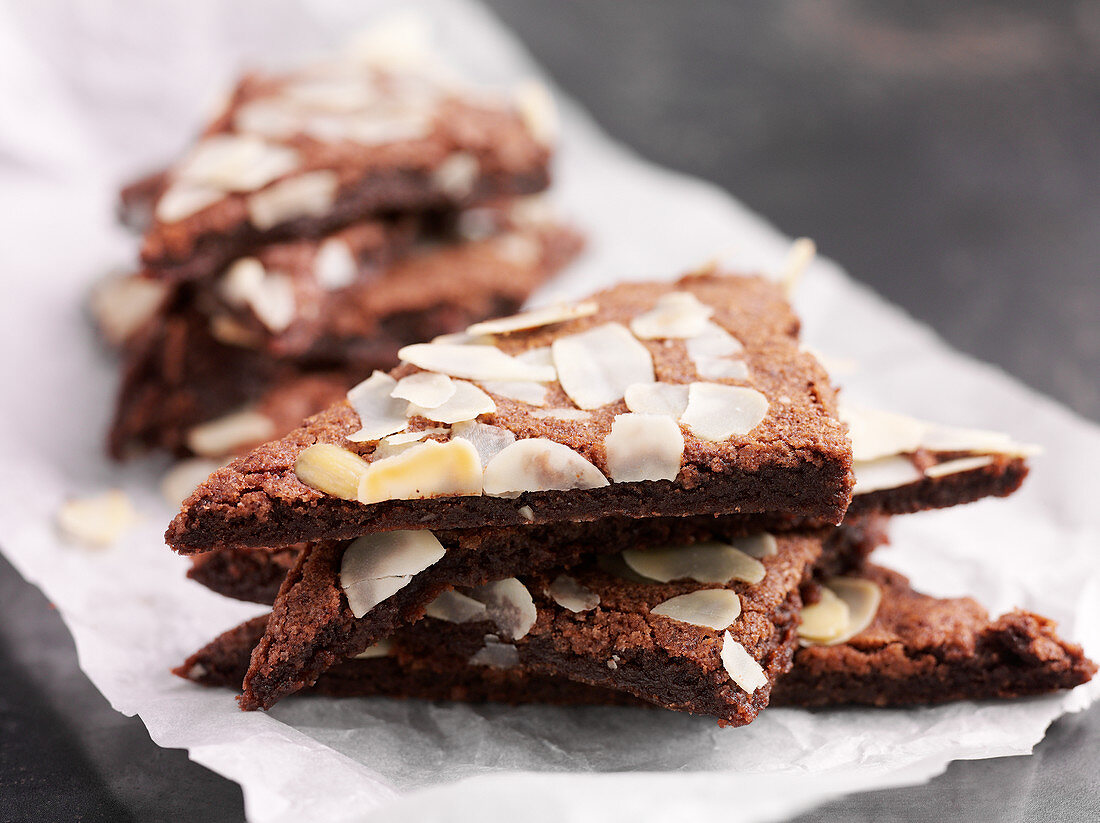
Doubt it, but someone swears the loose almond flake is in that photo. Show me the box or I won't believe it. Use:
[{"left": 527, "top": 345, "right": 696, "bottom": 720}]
[
  {"left": 314, "top": 238, "right": 358, "bottom": 290},
  {"left": 466, "top": 301, "right": 598, "bottom": 337},
  {"left": 346, "top": 371, "right": 409, "bottom": 442},
  {"left": 352, "top": 639, "right": 394, "bottom": 659},
  {"left": 451, "top": 420, "right": 517, "bottom": 467},
  {"left": 391, "top": 371, "right": 456, "bottom": 409},
  {"left": 852, "top": 455, "right": 922, "bottom": 494},
  {"left": 650, "top": 589, "right": 741, "bottom": 630},
  {"left": 161, "top": 458, "right": 223, "bottom": 507},
  {"left": 797, "top": 587, "right": 851, "bottom": 643},
  {"left": 470, "top": 637, "right": 520, "bottom": 668},
  {"left": 604, "top": 413, "right": 684, "bottom": 482},
  {"left": 56, "top": 490, "right": 138, "bottom": 548},
  {"left": 734, "top": 533, "right": 778, "bottom": 559},
  {"left": 547, "top": 575, "right": 600, "bottom": 613},
  {"left": 721, "top": 632, "right": 767, "bottom": 694},
  {"left": 622, "top": 542, "right": 765, "bottom": 585},
  {"left": 432, "top": 152, "right": 479, "bottom": 198},
  {"left": 551, "top": 322, "right": 655, "bottom": 409},
  {"left": 425, "top": 590, "right": 488, "bottom": 623},
  {"left": 90, "top": 275, "right": 168, "bottom": 345},
  {"left": 480, "top": 380, "right": 549, "bottom": 406},
  {"left": 295, "top": 443, "right": 370, "bottom": 500},
  {"left": 178, "top": 134, "right": 300, "bottom": 192},
  {"left": 470, "top": 578, "right": 537, "bottom": 640},
  {"left": 482, "top": 438, "right": 608, "bottom": 497},
  {"left": 155, "top": 183, "right": 223, "bottom": 223},
  {"left": 923, "top": 455, "right": 997, "bottom": 478},
  {"left": 685, "top": 322, "right": 749, "bottom": 381},
  {"left": 358, "top": 438, "right": 482, "bottom": 504},
  {"left": 340, "top": 529, "right": 446, "bottom": 617},
  {"left": 398, "top": 343, "right": 556, "bottom": 383},
  {"left": 187, "top": 410, "right": 276, "bottom": 457},
  {"left": 630, "top": 291, "right": 714, "bottom": 339},
  {"left": 679, "top": 383, "right": 768, "bottom": 441},
  {"left": 623, "top": 382, "right": 689, "bottom": 418},
  {"left": 408, "top": 380, "right": 495, "bottom": 424},
  {"left": 247, "top": 170, "right": 340, "bottom": 230},
  {"left": 818, "top": 577, "right": 882, "bottom": 645}
]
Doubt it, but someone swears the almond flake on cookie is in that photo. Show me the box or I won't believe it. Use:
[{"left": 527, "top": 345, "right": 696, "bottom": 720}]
[
  {"left": 685, "top": 321, "right": 749, "bottom": 381},
  {"left": 340, "top": 530, "right": 446, "bottom": 617},
  {"left": 482, "top": 438, "right": 608, "bottom": 497},
  {"left": 155, "top": 183, "right": 223, "bottom": 223},
  {"left": 178, "top": 134, "right": 300, "bottom": 193},
  {"left": 295, "top": 443, "right": 371, "bottom": 500},
  {"left": 313, "top": 238, "right": 358, "bottom": 290},
  {"left": 391, "top": 371, "right": 456, "bottom": 409},
  {"left": 551, "top": 322, "right": 655, "bottom": 409},
  {"left": 398, "top": 342, "right": 556, "bottom": 383},
  {"left": 56, "top": 490, "right": 138, "bottom": 548},
  {"left": 721, "top": 632, "right": 767, "bottom": 693},
  {"left": 480, "top": 380, "right": 549, "bottom": 406},
  {"left": 622, "top": 542, "right": 765, "bottom": 585},
  {"left": 408, "top": 380, "right": 495, "bottom": 424},
  {"left": 346, "top": 371, "right": 409, "bottom": 442},
  {"left": 357, "top": 438, "right": 482, "bottom": 504},
  {"left": 451, "top": 420, "right": 516, "bottom": 467},
  {"left": 851, "top": 455, "right": 922, "bottom": 495},
  {"left": 187, "top": 409, "right": 276, "bottom": 457},
  {"left": 650, "top": 589, "right": 741, "bottom": 630},
  {"left": 679, "top": 383, "right": 768, "bottom": 441},
  {"left": 629, "top": 291, "right": 714, "bottom": 339},
  {"left": 623, "top": 382, "right": 689, "bottom": 418},
  {"left": 604, "top": 413, "right": 684, "bottom": 482},
  {"left": 425, "top": 589, "right": 489, "bottom": 623},
  {"left": 469, "top": 578, "right": 538, "bottom": 640},
  {"left": 247, "top": 170, "right": 340, "bottom": 230},
  {"left": 466, "top": 301, "right": 598, "bottom": 336},
  {"left": 547, "top": 575, "right": 600, "bottom": 613}
]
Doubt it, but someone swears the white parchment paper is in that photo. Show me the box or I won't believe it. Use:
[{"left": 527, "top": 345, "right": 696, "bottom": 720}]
[{"left": 1, "top": 1, "right": 1097, "bottom": 821}]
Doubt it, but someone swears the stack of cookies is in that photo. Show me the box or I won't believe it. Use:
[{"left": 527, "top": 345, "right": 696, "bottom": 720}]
[
  {"left": 166, "top": 270, "right": 1094, "bottom": 724},
  {"left": 92, "top": 23, "right": 581, "bottom": 465}
]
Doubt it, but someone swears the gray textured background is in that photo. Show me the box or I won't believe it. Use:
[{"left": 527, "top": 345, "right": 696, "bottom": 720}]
[{"left": 2, "top": 1, "right": 1098, "bottom": 820}]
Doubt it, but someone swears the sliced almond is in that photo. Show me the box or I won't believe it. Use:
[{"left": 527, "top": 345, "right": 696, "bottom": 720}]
[
  {"left": 346, "top": 371, "right": 409, "bottom": 443},
  {"left": 357, "top": 438, "right": 482, "bottom": 504},
  {"left": 924, "top": 455, "right": 997, "bottom": 478},
  {"left": 604, "top": 413, "right": 684, "bottom": 482},
  {"left": 480, "top": 380, "right": 549, "bottom": 406},
  {"left": 90, "top": 275, "right": 167, "bottom": 345},
  {"left": 451, "top": 420, "right": 516, "bottom": 468},
  {"left": 551, "top": 322, "right": 655, "bottom": 409},
  {"left": 372, "top": 428, "right": 448, "bottom": 460},
  {"left": 482, "top": 439, "right": 608, "bottom": 497},
  {"left": 778, "top": 237, "right": 816, "bottom": 295},
  {"left": 839, "top": 403, "right": 927, "bottom": 462},
  {"left": 622, "top": 542, "right": 765, "bottom": 585},
  {"left": 155, "top": 183, "right": 222, "bottom": 223},
  {"left": 352, "top": 639, "right": 394, "bottom": 659},
  {"left": 679, "top": 382, "right": 768, "bottom": 441},
  {"left": 178, "top": 134, "right": 299, "bottom": 192},
  {"left": 494, "top": 234, "right": 541, "bottom": 266},
  {"left": 623, "top": 382, "right": 689, "bottom": 418},
  {"left": 314, "top": 238, "right": 358, "bottom": 290},
  {"left": 340, "top": 530, "right": 446, "bottom": 617},
  {"left": 470, "top": 637, "right": 520, "bottom": 668},
  {"left": 821, "top": 577, "right": 882, "bottom": 645},
  {"left": 466, "top": 301, "right": 598, "bottom": 337},
  {"left": 527, "top": 408, "right": 592, "bottom": 421},
  {"left": 797, "top": 586, "right": 851, "bottom": 643},
  {"left": 425, "top": 590, "right": 488, "bottom": 623},
  {"left": 391, "top": 371, "right": 456, "bottom": 409},
  {"left": 187, "top": 409, "right": 275, "bottom": 457},
  {"left": 920, "top": 424, "right": 1039, "bottom": 458},
  {"left": 398, "top": 342, "right": 556, "bottom": 383},
  {"left": 433, "top": 151, "right": 479, "bottom": 198},
  {"left": 470, "top": 578, "right": 537, "bottom": 640},
  {"left": 721, "top": 633, "right": 767, "bottom": 694},
  {"left": 514, "top": 79, "right": 558, "bottom": 146},
  {"left": 852, "top": 455, "right": 922, "bottom": 494},
  {"left": 221, "top": 257, "right": 296, "bottom": 334},
  {"left": 651, "top": 589, "right": 741, "bottom": 630},
  {"left": 55, "top": 490, "right": 137, "bottom": 548},
  {"left": 630, "top": 291, "right": 714, "bottom": 339},
  {"left": 295, "top": 443, "right": 370, "bottom": 500},
  {"left": 408, "top": 380, "right": 495, "bottom": 424},
  {"left": 547, "top": 575, "right": 600, "bottom": 613},
  {"left": 234, "top": 99, "right": 301, "bottom": 139},
  {"left": 247, "top": 170, "right": 339, "bottom": 230},
  {"left": 733, "top": 533, "right": 778, "bottom": 559},
  {"left": 161, "top": 458, "right": 223, "bottom": 507},
  {"left": 685, "top": 322, "right": 750, "bottom": 381}
]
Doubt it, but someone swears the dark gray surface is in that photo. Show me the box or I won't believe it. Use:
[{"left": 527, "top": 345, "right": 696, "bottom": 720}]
[{"left": 2, "top": 1, "right": 1097, "bottom": 820}]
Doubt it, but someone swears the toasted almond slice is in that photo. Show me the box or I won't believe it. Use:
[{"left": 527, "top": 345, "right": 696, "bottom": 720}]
[
  {"left": 357, "top": 438, "right": 482, "bottom": 504},
  {"left": 623, "top": 382, "right": 689, "bottom": 418},
  {"left": 187, "top": 409, "right": 276, "bottom": 457},
  {"left": 604, "top": 413, "right": 684, "bottom": 482},
  {"left": 679, "top": 383, "right": 768, "bottom": 441},
  {"left": 247, "top": 170, "right": 339, "bottom": 230},
  {"left": 852, "top": 455, "right": 923, "bottom": 494},
  {"left": 839, "top": 403, "right": 927, "bottom": 462},
  {"left": 651, "top": 589, "right": 741, "bottom": 629},
  {"left": 482, "top": 438, "right": 608, "bottom": 497},
  {"left": 466, "top": 301, "right": 598, "bottom": 337},
  {"left": 408, "top": 380, "right": 495, "bottom": 424},
  {"left": 295, "top": 443, "right": 370, "bottom": 500},
  {"left": 343, "top": 576, "right": 411, "bottom": 618},
  {"left": 372, "top": 428, "right": 448, "bottom": 460},
  {"left": 433, "top": 152, "right": 479, "bottom": 197},
  {"left": 352, "top": 639, "right": 394, "bottom": 659},
  {"left": 220, "top": 258, "right": 296, "bottom": 333},
  {"left": 346, "top": 371, "right": 409, "bottom": 442},
  {"left": 686, "top": 322, "right": 750, "bottom": 381},
  {"left": 155, "top": 183, "right": 222, "bottom": 223},
  {"left": 342, "top": 529, "right": 446, "bottom": 583},
  {"left": 398, "top": 343, "right": 556, "bottom": 383},
  {"left": 924, "top": 455, "right": 997, "bottom": 478},
  {"left": 528, "top": 408, "right": 592, "bottom": 421},
  {"left": 622, "top": 542, "right": 765, "bottom": 585},
  {"left": 90, "top": 275, "right": 168, "bottom": 345},
  {"left": 551, "top": 322, "right": 655, "bottom": 409},
  {"left": 470, "top": 637, "right": 520, "bottom": 668},
  {"left": 55, "top": 490, "right": 137, "bottom": 548},
  {"left": 514, "top": 78, "right": 558, "bottom": 146},
  {"left": 547, "top": 575, "right": 600, "bottom": 613},
  {"left": 451, "top": 420, "right": 516, "bottom": 468},
  {"left": 721, "top": 633, "right": 767, "bottom": 693},
  {"left": 821, "top": 577, "right": 882, "bottom": 645},
  {"left": 797, "top": 587, "right": 851, "bottom": 643},
  {"left": 425, "top": 590, "right": 489, "bottom": 623},
  {"left": 178, "top": 134, "right": 299, "bottom": 192},
  {"left": 480, "top": 380, "right": 549, "bottom": 406},
  {"left": 392, "top": 371, "right": 456, "bottom": 409},
  {"left": 733, "top": 533, "right": 778, "bottom": 559},
  {"left": 314, "top": 238, "right": 358, "bottom": 290},
  {"left": 920, "top": 424, "right": 1039, "bottom": 458},
  {"left": 630, "top": 291, "right": 714, "bottom": 339},
  {"left": 778, "top": 237, "right": 816, "bottom": 295},
  {"left": 470, "top": 578, "right": 537, "bottom": 640}
]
